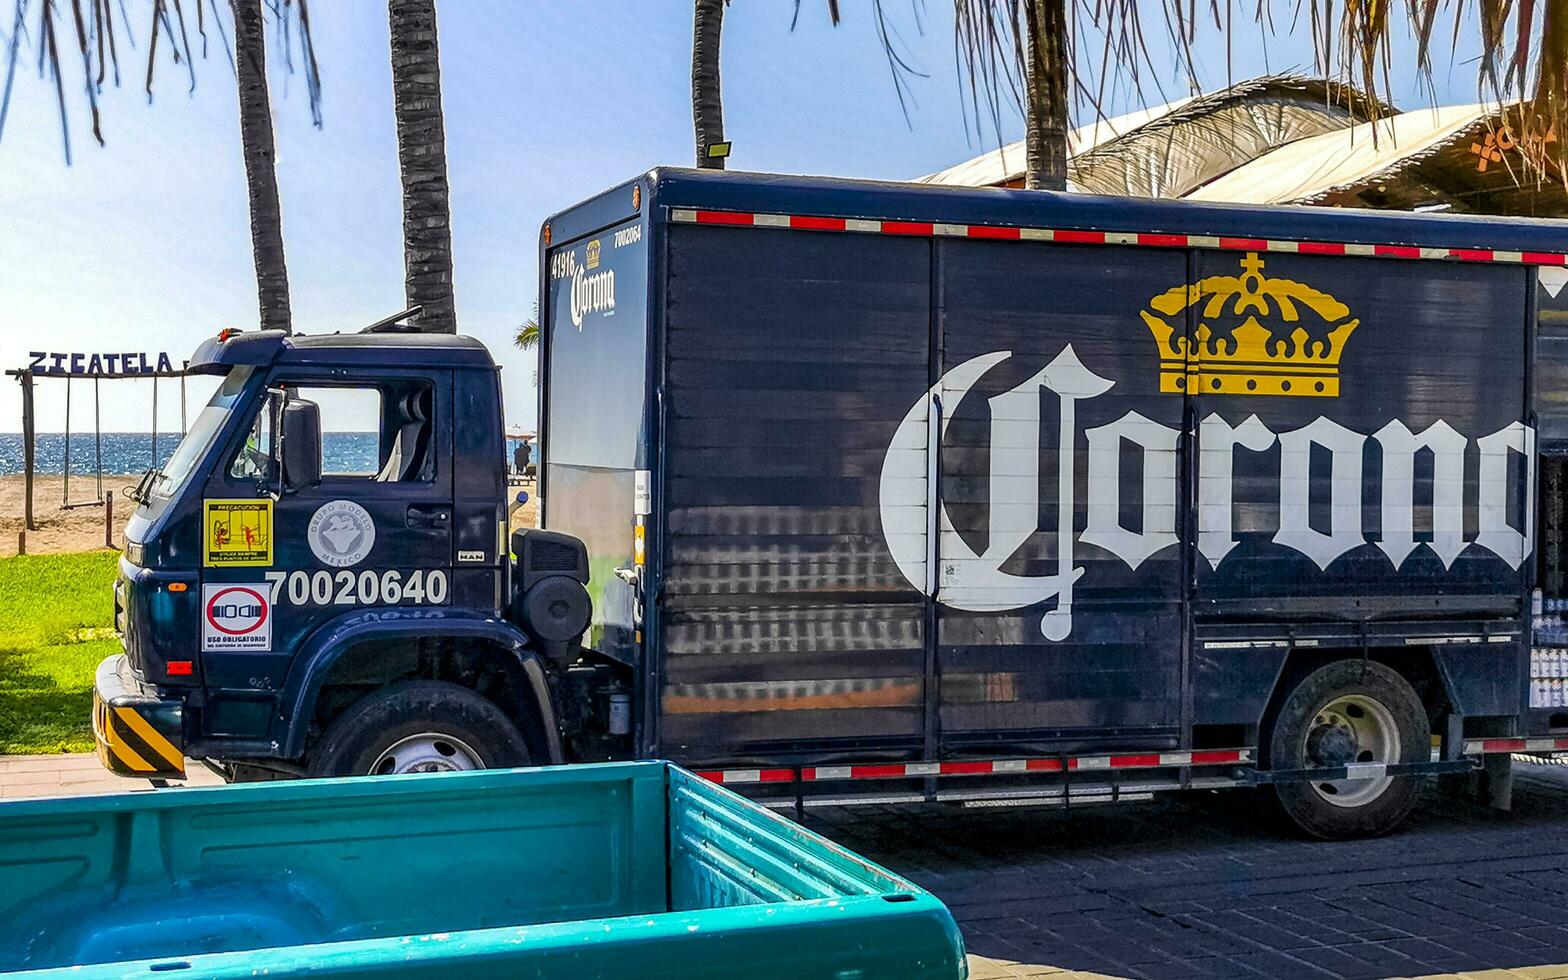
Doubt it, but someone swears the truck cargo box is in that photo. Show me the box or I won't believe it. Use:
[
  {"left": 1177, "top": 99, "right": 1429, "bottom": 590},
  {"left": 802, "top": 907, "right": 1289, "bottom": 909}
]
[
  {"left": 540, "top": 169, "right": 1568, "bottom": 819},
  {"left": 0, "top": 762, "right": 964, "bottom": 978}
]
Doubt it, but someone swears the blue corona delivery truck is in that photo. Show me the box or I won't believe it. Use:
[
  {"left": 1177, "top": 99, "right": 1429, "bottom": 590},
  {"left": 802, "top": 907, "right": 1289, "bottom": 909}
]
[{"left": 94, "top": 168, "right": 1568, "bottom": 839}]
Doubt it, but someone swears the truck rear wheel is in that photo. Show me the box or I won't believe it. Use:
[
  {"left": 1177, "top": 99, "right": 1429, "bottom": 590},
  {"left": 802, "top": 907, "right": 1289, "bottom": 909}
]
[
  {"left": 1267, "top": 660, "right": 1429, "bottom": 840},
  {"left": 307, "top": 681, "right": 532, "bottom": 777}
]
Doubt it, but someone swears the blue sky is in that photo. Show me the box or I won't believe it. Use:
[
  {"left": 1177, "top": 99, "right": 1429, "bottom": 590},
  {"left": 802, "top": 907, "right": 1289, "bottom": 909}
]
[{"left": 1, "top": 1, "right": 1493, "bottom": 435}]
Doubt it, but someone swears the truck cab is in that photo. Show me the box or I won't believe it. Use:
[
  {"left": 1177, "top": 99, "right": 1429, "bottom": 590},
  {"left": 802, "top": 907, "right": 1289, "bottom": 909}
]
[{"left": 96, "top": 326, "right": 604, "bottom": 780}]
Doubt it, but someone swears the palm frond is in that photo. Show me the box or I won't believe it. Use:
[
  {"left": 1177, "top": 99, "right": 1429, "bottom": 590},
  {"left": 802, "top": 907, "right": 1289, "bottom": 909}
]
[
  {"left": 861, "top": 1, "right": 1568, "bottom": 183},
  {"left": 0, "top": 0, "right": 322, "bottom": 162},
  {"left": 1303, "top": 0, "right": 1566, "bottom": 175},
  {"left": 515, "top": 318, "right": 539, "bottom": 351}
]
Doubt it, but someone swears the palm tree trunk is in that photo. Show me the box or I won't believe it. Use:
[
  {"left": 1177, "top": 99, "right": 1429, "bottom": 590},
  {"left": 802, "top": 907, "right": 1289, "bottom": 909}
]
[
  {"left": 692, "top": 0, "right": 725, "bottom": 169},
  {"left": 1537, "top": 0, "right": 1568, "bottom": 137},
  {"left": 1021, "top": 0, "right": 1069, "bottom": 191},
  {"left": 389, "top": 0, "right": 457, "bottom": 334},
  {"left": 231, "top": 0, "right": 291, "bottom": 333}
]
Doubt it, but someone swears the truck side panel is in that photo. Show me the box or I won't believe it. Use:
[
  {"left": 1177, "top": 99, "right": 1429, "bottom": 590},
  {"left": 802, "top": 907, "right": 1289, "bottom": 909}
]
[
  {"left": 933, "top": 239, "right": 1190, "bottom": 749},
  {"left": 1532, "top": 268, "right": 1568, "bottom": 729},
  {"left": 543, "top": 218, "right": 651, "bottom": 666},
  {"left": 653, "top": 219, "right": 1536, "bottom": 766},
  {"left": 660, "top": 228, "right": 933, "bottom": 762},
  {"left": 452, "top": 365, "right": 506, "bottom": 596},
  {"left": 1189, "top": 253, "right": 1529, "bottom": 620}
]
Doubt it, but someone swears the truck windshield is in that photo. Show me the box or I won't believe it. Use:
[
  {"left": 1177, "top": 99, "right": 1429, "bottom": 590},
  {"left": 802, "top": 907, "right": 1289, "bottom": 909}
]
[{"left": 153, "top": 367, "right": 254, "bottom": 499}]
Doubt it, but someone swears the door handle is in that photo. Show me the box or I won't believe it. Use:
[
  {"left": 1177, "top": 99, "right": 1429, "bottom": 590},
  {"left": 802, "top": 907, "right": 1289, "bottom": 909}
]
[{"left": 406, "top": 505, "right": 451, "bottom": 529}]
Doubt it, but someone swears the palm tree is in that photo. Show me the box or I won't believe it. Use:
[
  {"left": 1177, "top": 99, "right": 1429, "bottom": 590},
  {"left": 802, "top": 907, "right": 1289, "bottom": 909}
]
[
  {"left": 692, "top": 0, "right": 726, "bottom": 169},
  {"left": 1, "top": 0, "right": 321, "bottom": 334},
  {"left": 232, "top": 0, "right": 292, "bottom": 333},
  {"left": 1019, "top": 0, "right": 1066, "bottom": 190},
  {"left": 388, "top": 0, "right": 458, "bottom": 334},
  {"left": 1547, "top": 3, "right": 1568, "bottom": 102}
]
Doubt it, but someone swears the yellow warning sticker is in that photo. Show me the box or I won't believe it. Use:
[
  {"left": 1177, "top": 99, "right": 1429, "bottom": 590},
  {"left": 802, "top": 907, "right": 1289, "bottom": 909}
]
[{"left": 204, "top": 499, "right": 274, "bottom": 567}]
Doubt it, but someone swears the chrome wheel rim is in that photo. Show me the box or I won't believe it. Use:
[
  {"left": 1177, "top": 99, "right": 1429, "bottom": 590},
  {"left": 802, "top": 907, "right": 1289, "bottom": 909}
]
[
  {"left": 369, "top": 733, "right": 483, "bottom": 775},
  {"left": 1304, "top": 694, "right": 1399, "bottom": 808}
]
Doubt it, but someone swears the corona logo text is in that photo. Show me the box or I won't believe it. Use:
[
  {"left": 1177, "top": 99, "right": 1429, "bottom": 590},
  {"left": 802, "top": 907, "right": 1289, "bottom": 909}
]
[
  {"left": 878, "top": 347, "right": 1535, "bottom": 642},
  {"left": 569, "top": 266, "right": 615, "bottom": 329}
]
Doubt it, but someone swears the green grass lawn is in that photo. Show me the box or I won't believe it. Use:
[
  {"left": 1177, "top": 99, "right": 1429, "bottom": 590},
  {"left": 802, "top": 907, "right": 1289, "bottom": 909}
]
[{"left": 0, "top": 551, "right": 120, "bottom": 754}]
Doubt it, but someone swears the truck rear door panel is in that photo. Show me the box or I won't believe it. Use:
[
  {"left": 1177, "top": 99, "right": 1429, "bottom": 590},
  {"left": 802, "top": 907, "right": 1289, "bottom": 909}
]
[
  {"left": 661, "top": 228, "right": 931, "bottom": 760},
  {"left": 1189, "top": 252, "right": 1530, "bottom": 620},
  {"left": 934, "top": 240, "right": 1189, "bottom": 745}
]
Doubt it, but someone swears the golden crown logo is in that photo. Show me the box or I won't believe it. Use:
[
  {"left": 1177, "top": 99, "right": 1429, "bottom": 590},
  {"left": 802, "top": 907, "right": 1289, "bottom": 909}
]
[
  {"left": 1142, "top": 253, "right": 1359, "bottom": 397},
  {"left": 586, "top": 239, "right": 602, "bottom": 269}
]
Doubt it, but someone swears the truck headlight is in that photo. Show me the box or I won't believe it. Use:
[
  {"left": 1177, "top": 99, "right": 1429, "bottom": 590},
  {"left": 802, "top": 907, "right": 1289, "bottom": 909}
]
[{"left": 125, "top": 541, "right": 144, "bottom": 565}]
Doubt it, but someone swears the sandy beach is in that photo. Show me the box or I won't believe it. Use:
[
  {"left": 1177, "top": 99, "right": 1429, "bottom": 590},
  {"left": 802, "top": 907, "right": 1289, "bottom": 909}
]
[
  {"left": 1, "top": 474, "right": 539, "bottom": 557},
  {"left": 1, "top": 475, "right": 141, "bottom": 557}
]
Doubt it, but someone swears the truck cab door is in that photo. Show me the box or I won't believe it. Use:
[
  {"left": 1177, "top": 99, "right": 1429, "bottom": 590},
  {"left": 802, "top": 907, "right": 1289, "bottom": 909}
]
[{"left": 199, "top": 371, "right": 454, "bottom": 733}]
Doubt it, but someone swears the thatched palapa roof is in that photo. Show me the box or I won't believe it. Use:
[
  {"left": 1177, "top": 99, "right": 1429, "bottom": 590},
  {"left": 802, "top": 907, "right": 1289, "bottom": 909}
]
[{"left": 919, "top": 75, "right": 1566, "bottom": 217}]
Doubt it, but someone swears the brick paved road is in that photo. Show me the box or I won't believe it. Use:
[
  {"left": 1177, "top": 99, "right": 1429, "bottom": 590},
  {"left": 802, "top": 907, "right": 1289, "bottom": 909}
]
[{"left": 804, "top": 764, "right": 1568, "bottom": 980}]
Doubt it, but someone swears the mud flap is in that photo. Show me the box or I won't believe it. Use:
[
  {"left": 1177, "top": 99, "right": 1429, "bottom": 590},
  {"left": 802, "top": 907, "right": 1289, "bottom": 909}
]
[
  {"left": 1480, "top": 753, "right": 1514, "bottom": 810},
  {"left": 1440, "top": 752, "right": 1513, "bottom": 810}
]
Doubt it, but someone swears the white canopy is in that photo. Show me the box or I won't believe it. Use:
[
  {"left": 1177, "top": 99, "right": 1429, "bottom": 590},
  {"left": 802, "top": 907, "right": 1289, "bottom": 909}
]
[
  {"left": 916, "top": 99, "right": 1196, "bottom": 189},
  {"left": 916, "top": 76, "right": 1383, "bottom": 199},
  {"left": 1186, "top": 104, "right": 1492, "bottom": 205}
]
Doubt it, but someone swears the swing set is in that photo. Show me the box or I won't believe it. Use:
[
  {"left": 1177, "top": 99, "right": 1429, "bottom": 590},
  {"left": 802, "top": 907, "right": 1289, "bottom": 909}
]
[{"left": 7, "top": 357, "right": 191, "bottom": 534}]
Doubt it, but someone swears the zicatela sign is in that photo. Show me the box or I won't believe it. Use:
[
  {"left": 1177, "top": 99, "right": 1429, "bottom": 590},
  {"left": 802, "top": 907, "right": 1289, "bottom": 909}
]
[{"left": 27, "top": 350, "right": 177, "bottom": 375}]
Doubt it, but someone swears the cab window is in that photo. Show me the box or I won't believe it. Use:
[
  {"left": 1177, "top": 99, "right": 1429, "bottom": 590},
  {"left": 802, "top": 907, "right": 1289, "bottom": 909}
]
[
  {"left": 227, "top": 382, "right": 435, "bottom": 484},
  {"left": 293, "top": 386, "right": 385, "bottom": 478},
  {"left": 229, "top": 389, "right": 279, "bottom": 481}
]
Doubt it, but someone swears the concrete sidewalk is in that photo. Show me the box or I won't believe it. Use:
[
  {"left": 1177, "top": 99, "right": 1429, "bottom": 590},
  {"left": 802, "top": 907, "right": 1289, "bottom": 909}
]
[{"left": 0, "top": 752, "right": 222, "bottom": 798}]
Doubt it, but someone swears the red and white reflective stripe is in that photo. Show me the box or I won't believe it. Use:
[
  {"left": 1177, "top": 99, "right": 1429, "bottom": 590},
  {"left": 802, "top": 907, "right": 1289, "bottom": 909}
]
[
  {"left": 695, "top": 748, "right": 1252, "bottom": 786},
  {"left": 667, "top": 208, "right": 1567, "bottom": 267},
  {"left": 1464, "top": 736, "right": 1568, "bottom": 755}
]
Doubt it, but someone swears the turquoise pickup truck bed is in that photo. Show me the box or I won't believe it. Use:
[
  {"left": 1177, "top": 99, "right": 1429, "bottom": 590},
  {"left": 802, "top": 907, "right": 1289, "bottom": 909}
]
[{"left": 0, "top": 761, "right": 965, "bottom": 978}]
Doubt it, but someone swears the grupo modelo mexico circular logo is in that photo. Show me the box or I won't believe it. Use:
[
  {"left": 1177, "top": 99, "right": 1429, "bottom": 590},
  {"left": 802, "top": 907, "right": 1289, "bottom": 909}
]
[{"left": 308, "top": 499, "right": 377, "bottom": 567}]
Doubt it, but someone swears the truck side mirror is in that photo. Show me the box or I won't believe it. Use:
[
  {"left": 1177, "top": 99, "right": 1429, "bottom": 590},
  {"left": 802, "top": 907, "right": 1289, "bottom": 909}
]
[{"left": 280, "top": 399, "right": 322, "bottom": 492}]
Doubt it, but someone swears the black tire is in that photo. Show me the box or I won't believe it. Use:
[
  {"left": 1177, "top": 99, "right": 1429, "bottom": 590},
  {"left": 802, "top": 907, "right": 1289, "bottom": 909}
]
[
  {"left": 1268, "top": 660, "right": 1429, "bottom": 840},
  {"left": 306, "top": 680, "right": 532, "bottom": 778}
]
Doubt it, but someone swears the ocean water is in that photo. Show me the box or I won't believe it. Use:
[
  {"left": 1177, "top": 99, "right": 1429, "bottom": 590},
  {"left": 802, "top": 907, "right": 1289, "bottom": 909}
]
[
  {"left": 0, "top": 432, "right": 380, "bottom": 476},
  {"left": 1, "top": 433, "right": 536, "bottom": 475}
]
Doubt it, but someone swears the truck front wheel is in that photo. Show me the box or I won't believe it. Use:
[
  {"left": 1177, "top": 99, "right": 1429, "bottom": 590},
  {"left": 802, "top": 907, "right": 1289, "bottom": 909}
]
[
  {"left": 1267, "top": 660, "right": 1429, "bottom": 840},
  {"left": 307, "top": 681, "right": 532, "bottom": 777}
]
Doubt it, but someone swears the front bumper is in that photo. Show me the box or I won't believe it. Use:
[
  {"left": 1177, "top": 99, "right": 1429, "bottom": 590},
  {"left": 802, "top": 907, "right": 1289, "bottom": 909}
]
[{"left": 92, "top": 654, "right": 186, "bottom": 778}]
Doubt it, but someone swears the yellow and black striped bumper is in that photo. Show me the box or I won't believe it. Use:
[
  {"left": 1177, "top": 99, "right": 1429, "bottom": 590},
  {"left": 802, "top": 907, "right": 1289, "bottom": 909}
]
[{"left": 92, "top": 654, "right": 186, "bottom": 778}]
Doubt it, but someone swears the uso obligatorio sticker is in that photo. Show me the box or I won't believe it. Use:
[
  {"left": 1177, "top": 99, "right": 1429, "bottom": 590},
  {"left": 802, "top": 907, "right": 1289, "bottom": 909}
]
[
  {"left": 204, "top": 499, "right": 274, "bottom": 567},
  {"left": 202, "top": 583, "right": 272, "bottom": 651}
]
